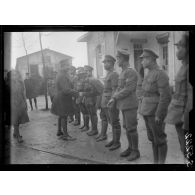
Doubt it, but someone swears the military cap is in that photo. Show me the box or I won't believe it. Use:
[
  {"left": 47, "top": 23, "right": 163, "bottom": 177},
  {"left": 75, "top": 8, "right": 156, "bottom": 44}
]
[
  {"left": 84, "top": 65, "right": 93, "bottom": 71},
  {"left": 77, "top": 67, "right": 85, "bottom": 75},
  {"left": 102, "top": 55, "right": 116, "bottom": 63},
  {"left": 140, "top": 48, "right": 159, "bottom": 59},
  {"left": 174, "top": 33, "right": 189, "bottom": 47},
  {"left": 116, "top": 48, "right": 130, "bottom": 57}
]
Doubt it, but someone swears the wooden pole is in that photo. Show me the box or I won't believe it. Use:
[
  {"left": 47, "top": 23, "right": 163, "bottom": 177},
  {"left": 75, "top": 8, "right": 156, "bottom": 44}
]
[
  {"left": 22, "top": 33, "right": 30, "bottom": 74},
  {"left": 39, "top": 32, "right": 48, "bottom": 110}
]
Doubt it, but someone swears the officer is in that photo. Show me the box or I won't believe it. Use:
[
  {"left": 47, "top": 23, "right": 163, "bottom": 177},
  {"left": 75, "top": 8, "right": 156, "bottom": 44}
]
[
  {"left": 96, "top": 55, "right": 121, "bottom": 147},
  {"left": 108, "top": 49, "right": 140, "bottom": 160},
  {"left": 76, "top": 67, "right": 90, "bottom": 131},
  {"left": 140, "top": 48, "right": 171, "bottom": 164},
  {"left": 69, "top": 65, "right": 81, "bottom": 126},
  {"left": 81, "top": 65, "right": 99, "bottom": 136},
  {"left": 165, "top": 33, "right": 192, "bottom": 158},
  {"left": 51, "top": 59, "right": 78, "bottom": 140}
]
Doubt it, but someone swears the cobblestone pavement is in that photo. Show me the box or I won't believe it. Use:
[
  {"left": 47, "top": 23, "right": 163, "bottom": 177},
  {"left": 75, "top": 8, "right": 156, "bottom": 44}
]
[{"left": 9, "top": 96, "right": 184, "bottom": 164}]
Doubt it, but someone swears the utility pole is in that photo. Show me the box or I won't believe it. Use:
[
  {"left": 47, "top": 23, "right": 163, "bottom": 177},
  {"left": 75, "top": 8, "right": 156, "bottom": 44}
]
[
  {"left": 21, "top": 33, "right": 30, "bottom": 74},
  {"left": 39, "top": 32, "right": 48, "bottom": 110}
]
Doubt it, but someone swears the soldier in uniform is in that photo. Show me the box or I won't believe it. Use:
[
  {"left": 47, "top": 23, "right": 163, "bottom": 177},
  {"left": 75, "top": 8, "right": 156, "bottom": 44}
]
[
  {"left": 108, "top": 49, "right": 140, "bottom": 160},
  {"left": 76, "top": 67, "right": 90, "bottom": 132},
  {"left": 69, "top": 65, "right": 81, "bottom": 126},
  {"left": 51, "top": 60, "right": 78, "bottom": 140},
  {"left": 81, "top": 65, "right": 100, "bottom": 136},
  {"left": 165, "top": 33, "right": 192, "bottom": 158},
  {"left": 96, "top": 55, "right": 121, "bottom": 151},
  {"left": 140, "top": 49, "right": 171, "bottom": 164}
]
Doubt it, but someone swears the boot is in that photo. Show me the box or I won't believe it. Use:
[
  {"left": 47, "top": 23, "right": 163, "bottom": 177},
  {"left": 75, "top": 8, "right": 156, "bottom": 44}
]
[
  {"left": 96, "top": 121, "right": 108, "bottom": 142},
  {"left": 152, "top": 143, "right": 159, "bottom": 164},
  {"left": 68, "top": 115, "right": 74, "bottom": 123},
  {"left": 87, "top": 115, "right": 98, "bottom": 136},
  {"left": 57, "top": 117, "right": 63, "bottom": 136},
  {"left": 158, "top": 143, "right": 167, "bottom": 164},
  {"left": 79, "top": 115, "right": 85, "bottom": 129},
  {"left": 120, "top": 131, "right": 132, "bottom": 157},
  {"left": 105, "top": 140, "right": 114, "bottom": 147},
  {"left": 61, "top": 117, "right": 76, "bottom": 141},
  {"left": 127, "top": 132, "right": 140, "bottom": 161},
  {"left": 81, "top": 115, "right": 89, "bottom": 132},
  {"left": 109, "top": 128, "right": 121, "bottom": 151}
]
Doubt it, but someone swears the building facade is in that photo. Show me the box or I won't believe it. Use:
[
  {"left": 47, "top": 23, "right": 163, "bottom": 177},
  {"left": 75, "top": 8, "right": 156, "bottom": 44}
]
[
  {"left": 16, "top": 49, "right": 73, "bottom": 79},
  {"left": 78, "top": 31, "right": 187, "bottom": 86}
]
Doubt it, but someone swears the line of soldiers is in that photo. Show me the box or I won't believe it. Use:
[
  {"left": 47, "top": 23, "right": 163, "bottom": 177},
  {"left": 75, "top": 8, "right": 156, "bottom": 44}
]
[{"left": 51, "top": 33, "right": 191, "bottom": 164}]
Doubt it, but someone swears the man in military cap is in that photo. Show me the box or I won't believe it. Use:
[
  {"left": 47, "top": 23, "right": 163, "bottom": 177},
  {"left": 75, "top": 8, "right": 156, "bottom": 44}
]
[
  {"left": 108, "top": 49, "right": 140, "bottom": 160},
  {"left": 80, "top": 65, "right": 103, "bottom": 136},
  {"left": 51, "top": 59, "right": 78, "bottom": 140},
  {"left": 69, "top": 65, "right": 81, "bottom": 126},
  {"left": 76, "top": 67, "right": 90, "bottom": 131},
  {"left": 165, "top": 33, "right": 192, "bottom": 159},
  {"left": 140, "top": 48, "right": 171, "bottom": 164},
  {"left": 96, "top": 55, "right": 121, "bottom": 148}
]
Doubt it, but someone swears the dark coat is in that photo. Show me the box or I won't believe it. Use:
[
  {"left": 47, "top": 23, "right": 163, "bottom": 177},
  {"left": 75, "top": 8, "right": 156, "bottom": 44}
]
[
  {"left": 24, "top": 77, "right": 38, "bottom": 99},
  {"left": 51, "top": 71, "right": 78, "bottom": 117}
]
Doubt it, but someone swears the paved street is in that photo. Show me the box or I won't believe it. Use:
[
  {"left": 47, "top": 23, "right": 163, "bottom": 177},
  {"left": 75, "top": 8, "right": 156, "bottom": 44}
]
[{"left": 9, "top": 96, "right": 184, "bottom": 164}]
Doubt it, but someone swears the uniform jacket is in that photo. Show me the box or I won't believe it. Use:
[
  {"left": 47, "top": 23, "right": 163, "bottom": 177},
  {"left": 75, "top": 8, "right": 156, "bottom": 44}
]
[
  {"left": 82, "top": 77, "right": 100, "bottom": 106},
  {"left": 113, "top": 67, "right": 138, "bottom": 111},
  {"left": 24, "top": 77, "right": 38, "bottom": 99},
  {"left": 101, "top": 70, "right": 119, "bottom": 108},
  {"left": 51, "top": 71, "right": 78, "bottom": 117},
  {"left": 140, "top": 65, "right": 171, "bottom": 120},
  {"left": 166, "top": 64, "right": 192, "bottom": 125}
]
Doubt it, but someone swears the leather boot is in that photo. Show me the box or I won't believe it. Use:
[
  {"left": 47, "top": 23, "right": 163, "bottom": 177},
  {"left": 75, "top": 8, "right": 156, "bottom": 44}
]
[
  {"left": 81, "top": 115, "right": 90, "bottom": 132},
  {"left": 96, "top": 121, "right": 108, "bottom": 142},
  {"left": 127, "top": 132, "right": 140, "bottom": 161},
  {"left": 87, "top": 115, "right": 98, "bottom": 136},
  {"left": 109, "top": 128, "right": 121, "bottom": 151},
  {"left": 152, "top": 143, "right": 159, "bottom": 164},
  {"left": 57, "top": 117, "right": 63, "bottom": 136},
  {"left": 120, "top": 131, "right": 132, "bottom": 157},
  {"left": 61, "top": 117, "right": 76, "bottom": 141},
  {"left": 158, "top": 143, "right": 167, "bottom": 164}
]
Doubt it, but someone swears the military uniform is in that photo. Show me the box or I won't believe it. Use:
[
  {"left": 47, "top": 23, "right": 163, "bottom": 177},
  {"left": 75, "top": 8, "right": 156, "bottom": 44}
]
[
  {"left": 165, "top": 64, "right": 191, "bottom": 155},
  {"left": 76, "top": 67, "right": 90, "bottom": 131},
  {"left": 82, "top": 65, "right": 102, "bottom": 136},
  {"left": 140, "top": 49, "right": 171, "bottom": 164},
  {"left": 111, "top": 49, "right": 140, "bottom": 160},
  {"left": 96, "top": 55, "right": 121, "bottom": 149}
]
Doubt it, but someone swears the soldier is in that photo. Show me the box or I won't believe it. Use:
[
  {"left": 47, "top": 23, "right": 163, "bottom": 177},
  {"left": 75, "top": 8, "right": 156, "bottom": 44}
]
[
  {"left": 51, "top": 60, "right": 78, "bottom": 140},
  {"left": 76, "top": 67, "right": 90, "bottom": 132},
  {"left": 108, "top": 49, "right": 140, "bottom": 160},
  {"left": 165, "top": 33, "right": 192, "bottom": 158},
  {"left": 24, "top": 73, "right": 38, "bottom": 110},
  {"left": 139, "top": 49, "right": 171, "bottom": 164},
  {"left": 47, "top": 71, "right": 57, "bottom": 103},
  {"left": 96, "top": 55, "right": 122, "bottom": 151},
  {"left": 81, "top": 65, "right": 103, "bottom": 136},
  {"left": 69, "top": 65, "right": 81, "bottom": 126}
]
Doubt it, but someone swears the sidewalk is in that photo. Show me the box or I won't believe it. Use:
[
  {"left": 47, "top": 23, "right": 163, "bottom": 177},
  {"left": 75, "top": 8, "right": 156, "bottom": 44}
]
[{"left": 9, "top": 96, "right": 184, "bottom": 164}]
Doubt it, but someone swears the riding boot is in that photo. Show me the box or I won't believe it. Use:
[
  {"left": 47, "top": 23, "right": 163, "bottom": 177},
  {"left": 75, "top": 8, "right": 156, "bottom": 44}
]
[
  {"left": 109, "top": 128, "right": 121, "bottom": 151},
  {"left": 120, "top": 131, "right": 132, "bottom": 157},
  {"left": 152, "top": 142, "right": 159, "bottom": 164},
  {"left": 87, "top": 115, "right": 98, "bottom": 136},
  {"left": 158, "top": 143, "right": 168, "bottom": 164},
  {"left": 81, "top": 115, "right": 90, "bottom": 132},
  {"left": 61, "top": 117, "right": 76, "bottom": 141},
  {"left": 127, "top": 132, "right": 140, "bottom": 161},
  {"left": 96, "top": 121, "right": 108, "bottom": 142},
  {"left": 105, "top": 128, "right": 115, "bottom": 148},
  {"left": 57, "top": 117, "right": 63, "bottom": 136}
]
